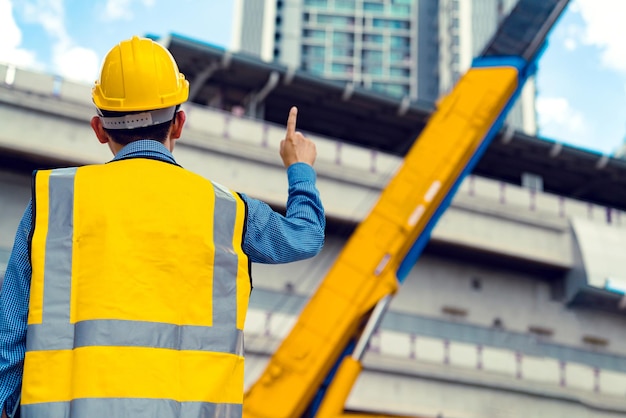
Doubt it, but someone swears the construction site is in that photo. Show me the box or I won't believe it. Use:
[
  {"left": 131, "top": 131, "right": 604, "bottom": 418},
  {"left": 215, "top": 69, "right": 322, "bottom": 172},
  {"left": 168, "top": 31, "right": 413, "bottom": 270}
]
[{"left": 2, "top": 0, "right": 626, "bottom": 417}]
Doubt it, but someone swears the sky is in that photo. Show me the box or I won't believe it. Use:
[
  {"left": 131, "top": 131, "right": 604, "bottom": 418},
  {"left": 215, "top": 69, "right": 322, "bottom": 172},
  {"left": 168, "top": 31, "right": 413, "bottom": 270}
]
[{"left": 1, "top": 0, "right": 625, "bottom": 156}]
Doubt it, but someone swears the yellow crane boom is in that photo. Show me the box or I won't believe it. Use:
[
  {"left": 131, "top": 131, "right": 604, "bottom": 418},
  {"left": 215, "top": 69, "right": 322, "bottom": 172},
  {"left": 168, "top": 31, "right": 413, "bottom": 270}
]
[{"left": 244, "top": 1, "right": 571, "bottom": 416}]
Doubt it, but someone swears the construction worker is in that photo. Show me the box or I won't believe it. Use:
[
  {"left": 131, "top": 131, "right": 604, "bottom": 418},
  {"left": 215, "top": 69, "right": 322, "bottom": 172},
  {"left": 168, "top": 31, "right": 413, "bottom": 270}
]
[{"left": 0, "top": 36, "right": 325, "bottom": 418}]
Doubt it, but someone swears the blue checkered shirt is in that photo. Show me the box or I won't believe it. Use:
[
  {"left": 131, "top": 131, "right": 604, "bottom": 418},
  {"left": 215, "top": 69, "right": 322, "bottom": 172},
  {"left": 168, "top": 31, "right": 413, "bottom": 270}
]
[{"left": 0, "top": 140, "right": 325, "bottom": 415}]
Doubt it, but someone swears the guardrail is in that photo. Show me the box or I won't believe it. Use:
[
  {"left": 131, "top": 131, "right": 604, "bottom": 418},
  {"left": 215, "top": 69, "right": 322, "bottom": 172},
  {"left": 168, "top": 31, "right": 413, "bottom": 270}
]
[{"left": 244, "top": 307, "right": 626, "bottom": 399}]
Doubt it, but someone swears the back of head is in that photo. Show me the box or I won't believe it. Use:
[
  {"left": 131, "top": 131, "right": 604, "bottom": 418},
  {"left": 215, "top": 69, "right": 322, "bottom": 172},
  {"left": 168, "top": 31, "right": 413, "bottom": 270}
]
[{"left": 92, "top": 36, "right": 189, "bottom": 143}]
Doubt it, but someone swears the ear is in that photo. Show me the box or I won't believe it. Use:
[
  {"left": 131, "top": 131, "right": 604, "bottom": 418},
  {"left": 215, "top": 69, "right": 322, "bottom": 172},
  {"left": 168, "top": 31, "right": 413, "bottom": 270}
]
[
  {"left": 170, "top": 110, "right": 186, "bottom": 140},
  {"left": 91, "top": 116, "right": 109, "bottom": 144}
]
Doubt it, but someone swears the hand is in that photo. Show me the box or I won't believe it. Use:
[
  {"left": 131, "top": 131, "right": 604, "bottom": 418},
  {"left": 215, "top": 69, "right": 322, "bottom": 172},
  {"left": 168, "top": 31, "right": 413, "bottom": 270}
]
[{"left": 280, "top": 106, "right": 317, "bottom": 168}]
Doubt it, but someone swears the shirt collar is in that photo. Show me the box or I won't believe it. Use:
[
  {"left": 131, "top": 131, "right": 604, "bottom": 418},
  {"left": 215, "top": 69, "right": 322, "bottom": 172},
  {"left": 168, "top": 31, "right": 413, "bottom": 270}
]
[{"left": 111, "top": 139, "right": 178, "bottom": 165}]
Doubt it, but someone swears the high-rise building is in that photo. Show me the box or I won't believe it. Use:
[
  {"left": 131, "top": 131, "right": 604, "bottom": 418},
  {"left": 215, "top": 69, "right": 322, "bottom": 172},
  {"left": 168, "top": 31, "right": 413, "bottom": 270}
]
[
  {"left": 232, "top": 0, "right": 536, "bottom": 135},
  {"left": 438, "top": 0, "right": 536, "bottom": 134}
]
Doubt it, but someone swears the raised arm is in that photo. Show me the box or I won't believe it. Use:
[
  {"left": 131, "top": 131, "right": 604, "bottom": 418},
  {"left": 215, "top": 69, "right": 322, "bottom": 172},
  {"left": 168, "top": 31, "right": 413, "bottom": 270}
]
[{"left": 242, "top": 107, "right": 325, "bottom": 264}]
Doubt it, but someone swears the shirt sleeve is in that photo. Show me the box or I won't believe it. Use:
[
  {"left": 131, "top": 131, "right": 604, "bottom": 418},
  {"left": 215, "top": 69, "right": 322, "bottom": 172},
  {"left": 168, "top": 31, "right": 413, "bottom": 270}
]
[
  {"left": 241, "top": 162, "right": 325, "bottom": 264},
  {"left": 0, "top": 202, "right": 32, "bottom": 416}
]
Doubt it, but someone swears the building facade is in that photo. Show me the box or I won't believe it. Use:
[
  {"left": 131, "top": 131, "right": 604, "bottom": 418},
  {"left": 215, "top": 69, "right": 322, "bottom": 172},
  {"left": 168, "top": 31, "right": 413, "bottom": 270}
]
[{"left": 232, "top": 0, "right": 537, "bottom": 134}]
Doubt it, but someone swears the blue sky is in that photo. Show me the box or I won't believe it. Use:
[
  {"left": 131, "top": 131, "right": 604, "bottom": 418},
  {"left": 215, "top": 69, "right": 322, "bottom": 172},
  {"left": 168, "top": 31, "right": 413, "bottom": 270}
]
[{"left": 1, "top": 0, "right": 625, "bottom": 155}]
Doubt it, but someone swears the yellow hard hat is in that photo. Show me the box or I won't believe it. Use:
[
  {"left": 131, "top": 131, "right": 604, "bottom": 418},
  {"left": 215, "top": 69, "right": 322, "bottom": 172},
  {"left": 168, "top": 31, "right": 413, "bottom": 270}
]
[{"left": 92, "top": 36, "right": 189, "bottom": 112}]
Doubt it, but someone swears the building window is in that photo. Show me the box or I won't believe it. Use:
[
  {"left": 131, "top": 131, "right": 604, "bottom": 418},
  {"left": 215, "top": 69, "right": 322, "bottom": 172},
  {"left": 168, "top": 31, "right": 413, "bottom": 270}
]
[
  {"left": 331, "top": 63, "right": 353, "bottom": 74},
  {"left": 390, "top": 67, "right": 409, "bottom": 78},
  {"left": 364, "top": 65, "right": 384, "bottom": 76},
  {"left": 317, "top": 14, "right": 355, "bottom": 27},
  {"left": 386, "top": 84, "right": 408, "bottom": 97},
  {"left": 390, "top": 36, "right": 409, "bottom": 47},
  {"left": 371, "top": 82, "right": 408, "bottom": 97},
  {"left": 303, "top": 45, "right": 326, "bottom": 57},
  {"left": 363, "top": 34, "right": 384, "bottom": 44},
  {"left": 390, "top": 4, "right": 410, "bottom": 16},
  {"left": 373, "top": 18, "right": 410, "bottom": 29},
  {"left": 303, "top": 61, "right": 325, "bottom": 74},
  {"left": 333, "top": 32, "right": 354, "bottom": 43},
  {"left": 304, "top": 0, "right": 327, "bottom": 6},
  {"left": 303, "top": 29, "right": 326, "bottom": 40},
  {"left": 363, "top": 2, "right": 384, "bottom": 12},
  {"left": 362, "top": 49, "right": 383, "bottom": 62},
  {"left": 389, "top": 51, "right": 410, "bottom": 62},
  {"left": 335, "top": 0, "right": 356, "bottom": 10},
  {"left": 372, "top": 82, "right": 386, "bottom": 92},
  {"left": 333, "top": 46, "right": 354, "bottom": 58}
]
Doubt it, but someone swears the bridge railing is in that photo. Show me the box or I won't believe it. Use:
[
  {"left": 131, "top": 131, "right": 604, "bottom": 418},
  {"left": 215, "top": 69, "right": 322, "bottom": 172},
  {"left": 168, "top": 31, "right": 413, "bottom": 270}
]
[{"left": 244, "top": 307, "right": 626, "bottom": 399}]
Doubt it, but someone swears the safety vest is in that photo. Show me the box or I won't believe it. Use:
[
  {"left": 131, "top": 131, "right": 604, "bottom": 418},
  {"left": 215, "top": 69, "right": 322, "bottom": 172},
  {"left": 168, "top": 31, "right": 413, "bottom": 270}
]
[{"left": 23, "top": 158, "right": 251, "bottom": 418}]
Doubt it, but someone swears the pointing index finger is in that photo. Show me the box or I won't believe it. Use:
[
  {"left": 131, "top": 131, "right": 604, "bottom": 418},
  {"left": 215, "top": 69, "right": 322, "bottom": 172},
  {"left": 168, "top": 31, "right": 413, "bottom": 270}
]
[{"left": 286, "top": 106, "right": 298, "bottom": 139}]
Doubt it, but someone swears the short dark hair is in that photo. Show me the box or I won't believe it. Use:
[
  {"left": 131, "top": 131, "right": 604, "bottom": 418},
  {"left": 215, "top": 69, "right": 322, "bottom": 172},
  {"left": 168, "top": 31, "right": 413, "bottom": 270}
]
[{"left": 100, "top": 106, "right": 179, "bottom": 146}]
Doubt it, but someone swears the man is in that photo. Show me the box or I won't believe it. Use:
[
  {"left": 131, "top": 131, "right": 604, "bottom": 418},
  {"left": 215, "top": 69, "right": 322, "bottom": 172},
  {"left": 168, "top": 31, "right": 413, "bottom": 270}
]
[{"left": 0, "top": 36, "right": 325, "bottom": 418}]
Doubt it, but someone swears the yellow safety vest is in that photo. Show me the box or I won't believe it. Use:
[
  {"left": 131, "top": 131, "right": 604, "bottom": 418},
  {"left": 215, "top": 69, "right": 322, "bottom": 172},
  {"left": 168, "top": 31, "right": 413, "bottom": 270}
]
[{"left": 23, "top": 159, "right": 251, "bottom": 418}]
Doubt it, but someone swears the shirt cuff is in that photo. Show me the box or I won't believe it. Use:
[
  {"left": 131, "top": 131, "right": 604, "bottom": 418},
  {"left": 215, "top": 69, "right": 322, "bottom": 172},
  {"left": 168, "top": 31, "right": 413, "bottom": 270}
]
[{"left": 287, "top": 162, "right": 316, "bottom": 184}]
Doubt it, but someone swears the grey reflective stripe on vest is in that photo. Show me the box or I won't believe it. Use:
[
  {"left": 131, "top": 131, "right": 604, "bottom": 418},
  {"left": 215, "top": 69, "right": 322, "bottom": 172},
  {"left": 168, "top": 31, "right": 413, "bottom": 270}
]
[
  {"left": 212, "top": 182, "right": 238, "bottom": 330},
  {"left": 42, "top": 168, "right": 76, "bottom": 325},
  {"left": 21, "top": 398, "right": 242, "bottom": 418},
  {"left": 27, "top": 320, "right": 244, "bottom": 354}
]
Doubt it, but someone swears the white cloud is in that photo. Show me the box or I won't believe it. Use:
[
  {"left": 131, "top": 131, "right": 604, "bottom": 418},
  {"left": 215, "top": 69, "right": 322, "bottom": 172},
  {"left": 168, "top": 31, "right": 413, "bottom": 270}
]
[
  {"left": 54, "top": 46, "right": 100, "bottom": 83},
  {"left": 0, "top": 0, "right": 37, "bottom": 67},
  {"left": 562, "top": 23, "right": 583, "bottom": 51},
  {"left": 22, "top": 0, "right": 66, "bottom": 41},
  {"left": 572, "top": 0, "right": 626, "bottom": 73},
  {"left": 563, "top": 38, "right": 577, "bottom": 51},
  {"left": 103, "top": 0, "right": 155, "bottom": 21},
  {"left": 536, "top": 96, "right": 589, "bottom": 145},
  {"left": 19, "top": 0, "right": 100, "bottom": 82}
]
